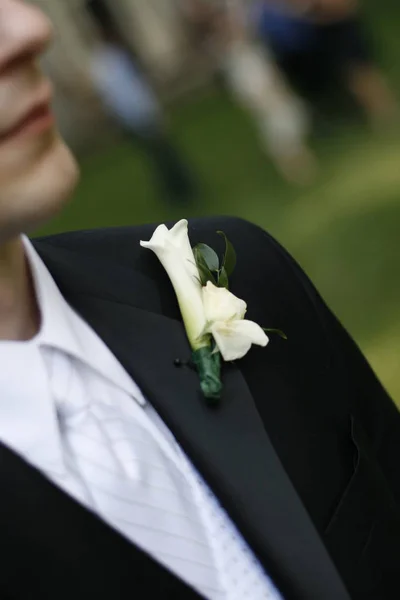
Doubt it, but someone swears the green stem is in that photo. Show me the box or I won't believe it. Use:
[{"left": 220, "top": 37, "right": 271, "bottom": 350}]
[{"left": 192, "top": 346, "right": 223, "bottom": 405}]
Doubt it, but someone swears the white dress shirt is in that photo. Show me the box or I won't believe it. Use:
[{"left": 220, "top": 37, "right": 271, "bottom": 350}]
[{"left": 0, "top": 237, "right": 283, "bottom": 600}]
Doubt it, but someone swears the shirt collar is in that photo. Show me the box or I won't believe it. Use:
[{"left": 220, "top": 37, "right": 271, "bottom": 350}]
[
  {"left": 0, "top": 237, "right": 146, "bottom": 476},
  {"left": 23, "top": 236, "right": 146, "bottom": 406},
  {"left": 22, "top": 236, "right": 84, "bottom": 357}
]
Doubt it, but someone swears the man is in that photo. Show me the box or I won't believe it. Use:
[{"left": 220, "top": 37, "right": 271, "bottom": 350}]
[
  {"left": 85, "top": 0, "right": 197, "bottom": 205},
  {"left": 0, "top": 2, "right": 399, "bottom": 600},
  {"left": 255, "top": 0, "right": 398, "bottom": 127},
  {"left": 183, "top": 0, "right": 317, "bottom": 185}
]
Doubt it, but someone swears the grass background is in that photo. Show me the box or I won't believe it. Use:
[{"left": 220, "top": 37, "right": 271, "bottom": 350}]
[{"left": 37, "top": 1, "right": 400, "bottom": 406}]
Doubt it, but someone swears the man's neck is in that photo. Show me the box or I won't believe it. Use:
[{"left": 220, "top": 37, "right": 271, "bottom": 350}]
[{"left": 0, "top": 237, "right": 40, "bottom": 341}]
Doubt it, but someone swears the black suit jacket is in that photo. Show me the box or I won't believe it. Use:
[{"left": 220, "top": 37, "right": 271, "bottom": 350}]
[{"left": 1, "top": 217, "right": 399, "bottom": 600}]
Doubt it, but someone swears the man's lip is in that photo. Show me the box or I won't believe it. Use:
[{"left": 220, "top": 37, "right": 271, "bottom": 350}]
[{"left": 0, "top": 89, "right": 54, "bottom": 142}]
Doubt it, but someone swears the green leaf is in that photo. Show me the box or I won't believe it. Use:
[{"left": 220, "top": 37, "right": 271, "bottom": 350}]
[
  {"left": 193, "top": 243, "right": 220, "bottom": 273},
  {"left": 193, "top": 247, "right": 217, "bottom": 286},
  {"left": 218, "top": 267, "right": 229, "bottom": 289},
  {"left": 217, "top": 231, "right": 237, "bottom": 277},
  {"left": 263, "top": 328, "right": 288, "bottom": 340}
]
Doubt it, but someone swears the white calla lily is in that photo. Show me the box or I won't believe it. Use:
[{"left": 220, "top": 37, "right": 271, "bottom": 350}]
[
  {"left": 202, "top": 282, "right": 269, "bottom": 361},
  {"left": 141, "top": 221, "right": 270, "bottom": 383},
  {"left": 140, "top": 220, "right": 208, "bottom": 349}
]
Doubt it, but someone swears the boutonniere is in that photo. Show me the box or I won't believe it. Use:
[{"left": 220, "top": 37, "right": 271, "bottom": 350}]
[{"left": 141, "top": 219, "right": 285, "bottom": 405}]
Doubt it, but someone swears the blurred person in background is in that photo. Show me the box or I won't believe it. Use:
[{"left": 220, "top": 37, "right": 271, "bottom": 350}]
[
  {"left": 253, "top": 0, "right": 398, "bottom": 127},
  {"left": 86, "top": 0, "right": 197, "bottom": 204},
  {"left": 0, "top": 2, "right": 399, "bottom": 600},
  {"left": 182, "top": 0, "right": 317, "bottom": 185}
]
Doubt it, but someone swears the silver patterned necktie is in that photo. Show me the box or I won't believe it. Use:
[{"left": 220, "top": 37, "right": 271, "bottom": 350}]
[
  {"left": 44, "top": 348, "right": 224, "bottom": 599},
  {"left": 40, "top": 346, "right": 283, "bottom": 600}
]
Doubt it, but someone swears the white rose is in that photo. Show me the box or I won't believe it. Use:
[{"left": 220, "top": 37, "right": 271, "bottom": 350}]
[
  {"left": 202, "top": 281, "right": 269, "bottom": 362},
  {"left": 140, "top": 220, "right": 208, "bottom": 350}
]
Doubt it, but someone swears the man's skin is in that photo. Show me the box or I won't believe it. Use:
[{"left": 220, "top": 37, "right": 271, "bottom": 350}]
[{"left": 0, "top": 0, "right": 79, "bottom": 341}]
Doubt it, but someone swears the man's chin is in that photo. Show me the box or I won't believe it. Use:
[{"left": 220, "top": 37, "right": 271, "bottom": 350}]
[
  {"left": 44, "top": 135, "right": 80, "bottom": 206},
  {"left": 26, "top": 137, "right": 80, "bottom": 232},
  {"left": 0, "top": 134, "right": 80, "bottom": 242}
]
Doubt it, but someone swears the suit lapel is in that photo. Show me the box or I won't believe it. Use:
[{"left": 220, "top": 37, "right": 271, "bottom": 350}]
[
  {"left": 35, "top": 241, "right": 350, "bottom": 600},
  {"left": 0, "top": 442, "right": 203, "bottom": 599}
]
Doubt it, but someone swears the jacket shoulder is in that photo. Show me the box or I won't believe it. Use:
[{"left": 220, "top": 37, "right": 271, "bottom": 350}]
[{"left": 34, "top": 216, "right": 277, "bottom": 271}]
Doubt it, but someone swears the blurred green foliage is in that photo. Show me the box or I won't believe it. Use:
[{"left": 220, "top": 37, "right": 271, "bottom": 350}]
[{"left": 37, "top": 1, "right": 400, "bottom": 405}]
